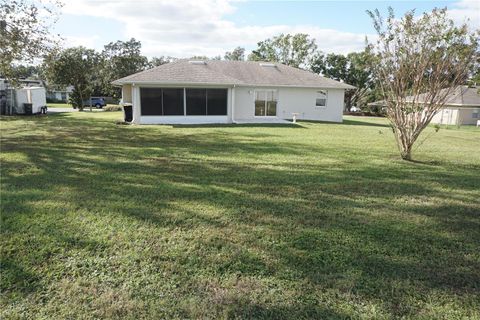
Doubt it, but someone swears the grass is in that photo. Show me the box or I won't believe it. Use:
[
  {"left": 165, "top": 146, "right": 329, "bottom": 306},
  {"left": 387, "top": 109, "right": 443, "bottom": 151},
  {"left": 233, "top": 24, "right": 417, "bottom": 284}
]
[
  {"left": 46, "top": 103, "right": 120, "bottom": 109},
  {"left": 46, "top": 103, "right": 72, "bottom": 108},
  {"left": 1, "top": 112, "right": 479, "bottom": 319}
]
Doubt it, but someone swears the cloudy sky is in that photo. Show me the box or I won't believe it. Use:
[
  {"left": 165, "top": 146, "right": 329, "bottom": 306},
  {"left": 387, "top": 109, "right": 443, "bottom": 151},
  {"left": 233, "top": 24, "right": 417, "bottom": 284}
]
[{"left": 55, "top": 0, "right": 479, "bottom": 58}]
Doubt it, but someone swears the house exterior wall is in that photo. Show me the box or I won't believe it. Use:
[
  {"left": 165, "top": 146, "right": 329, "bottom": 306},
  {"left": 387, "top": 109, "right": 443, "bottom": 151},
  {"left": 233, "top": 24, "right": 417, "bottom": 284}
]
[
  {"left": 431, "top": 108, "right": 459, "bottom": 125},
  {"left": 431, "top": 107, "right": 480, "bottom": 125},
  {"left": 124, "top": 84, "right": 345, "bottom": 124},
  {"left": 122, "top": 84, "right": 132, "bottom": 103},
  {"left": 278, "top": 87, "right": 344, "bottom": 122},
  {"left": 457, "top": 108, "right": 480, "bottom": 125},
  {"left": 233, "top": 86, "right": 344, "bottom": 122},
  {"left": 46, "top": 90, "right": 70, "bottom": 102}
]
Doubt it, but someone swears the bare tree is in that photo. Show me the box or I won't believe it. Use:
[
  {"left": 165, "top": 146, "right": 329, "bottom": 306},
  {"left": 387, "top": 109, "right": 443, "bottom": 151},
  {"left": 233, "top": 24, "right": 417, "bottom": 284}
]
[{"left": 367, "top": 8, "right": 479, "bottom": 160}]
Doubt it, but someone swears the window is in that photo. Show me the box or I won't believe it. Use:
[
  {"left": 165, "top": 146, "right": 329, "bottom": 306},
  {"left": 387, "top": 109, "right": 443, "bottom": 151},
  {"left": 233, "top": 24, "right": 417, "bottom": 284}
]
[
  {"left": 207, "top": 89, "right": 228, "bottom": 115},
  {"left": 141, "top": 87, "right": 227, "bottom": 116},
  {"left": 255, "top": 90, "right": 277, "bottom": 116},
  {"left": 473, "top": 109, "right": 479, "bottom": 118},
  {"left": 186, "top": 89, "right": 207, "bottom": 115},
  {"left": 316, "top": 90, "right": 327, "bottom": 107},
  {"left": 162, "top": 89, "right": 184, "bottom": 115},
  {"left": 140, "top": 88, "right": 163, "bottom": 115}
]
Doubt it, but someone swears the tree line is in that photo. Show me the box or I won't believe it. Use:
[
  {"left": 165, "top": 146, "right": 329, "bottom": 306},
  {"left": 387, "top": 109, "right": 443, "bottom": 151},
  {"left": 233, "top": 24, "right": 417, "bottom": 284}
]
[{"left": 6, "top": 34, "right": 383, "bottom": 113}]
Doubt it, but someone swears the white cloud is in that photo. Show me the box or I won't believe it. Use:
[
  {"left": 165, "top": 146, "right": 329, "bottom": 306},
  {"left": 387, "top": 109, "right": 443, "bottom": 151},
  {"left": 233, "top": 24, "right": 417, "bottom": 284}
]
[
  {"left": 61, "top": 0, "right": 477, "bottom": 58},
  {"left": 62, "top": 0, "right": 371, "bottom": 57},
  {"left": 63, "top": 34, "right": 101, "bottom": 49},
  {"left": 447, "top": 0, "right": 480, "bottom": 29}
]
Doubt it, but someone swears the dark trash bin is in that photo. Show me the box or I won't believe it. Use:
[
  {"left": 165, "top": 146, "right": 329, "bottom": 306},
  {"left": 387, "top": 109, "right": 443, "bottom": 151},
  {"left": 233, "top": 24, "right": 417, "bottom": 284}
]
[
  {"left": 24, "top": 103, "right": 33, "bottom": 115},
  {"left": 123, "top": 104, "right": 133, "bottom": 122}
]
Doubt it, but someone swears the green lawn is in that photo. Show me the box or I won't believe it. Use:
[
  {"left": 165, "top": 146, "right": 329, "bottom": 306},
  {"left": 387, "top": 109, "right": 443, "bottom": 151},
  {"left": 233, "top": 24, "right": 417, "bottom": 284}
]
[
  {"left": 46, "top": 102, "right": 72, "bottom": 108},
  {"left": 1, "top": 112, "right": 479, "bottom": 319}
]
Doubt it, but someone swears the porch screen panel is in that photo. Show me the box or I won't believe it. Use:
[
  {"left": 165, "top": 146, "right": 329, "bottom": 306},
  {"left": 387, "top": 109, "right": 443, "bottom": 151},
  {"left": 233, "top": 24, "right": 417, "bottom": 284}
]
[
  {"left": 140, "top": 88, "right": 163, "bottom": 115},
  {"left": 163, "top": 89, "right": 184, "bottom": 115},
  {"left": 186, "top": 89, "right": 207, "bottom": 115},
  {"left": 206, "top": 89, "right": 228, "bottom": 115}
]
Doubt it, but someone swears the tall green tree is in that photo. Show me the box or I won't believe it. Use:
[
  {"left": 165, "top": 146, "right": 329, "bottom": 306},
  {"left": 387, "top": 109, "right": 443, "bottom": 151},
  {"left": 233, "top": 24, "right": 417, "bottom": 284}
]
[
  {"left": 367, "top": 7, "right": 479, "bottom": 160},
  {"left": 101, "top": 38, "right": 148, "bottom": 97},
  {"left": 310, "top": 53, "right": 349, "bottom": 81},
  {"left": 0, "top": 0, "right": 62, "bottom": 82},
  {"left": 310, "top": 50, "right": 378, "bottom": 111},
  {"left": 45, "top": 47, "right": 101, "bottom": 110},
  {"left": 149, "top": 56, "right": 178, "bottom": 67},
  {"left": 248, "top": 33, "right": 317, "bottom": 68},
  {"left": 8, "top": 64, "right": 41, "bottom": 80},
  {"left": 224, "top": 47, "right": 245, "bottom": 61}
]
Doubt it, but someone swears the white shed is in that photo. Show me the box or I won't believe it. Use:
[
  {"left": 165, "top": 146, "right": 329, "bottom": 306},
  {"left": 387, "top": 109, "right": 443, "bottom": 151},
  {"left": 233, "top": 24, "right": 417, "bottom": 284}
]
[
  {"left": 1, "top": 79, "right": 47, "bottom": 115},
  {"left": 15, "top": 87, "right": 47, "bottom": 114}
]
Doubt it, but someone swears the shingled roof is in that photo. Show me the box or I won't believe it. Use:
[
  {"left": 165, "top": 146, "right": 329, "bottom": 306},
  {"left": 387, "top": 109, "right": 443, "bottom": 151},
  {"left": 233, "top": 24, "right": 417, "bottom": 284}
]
[{"left": 112, "top": 60, "right": 355, "bottom": 89}]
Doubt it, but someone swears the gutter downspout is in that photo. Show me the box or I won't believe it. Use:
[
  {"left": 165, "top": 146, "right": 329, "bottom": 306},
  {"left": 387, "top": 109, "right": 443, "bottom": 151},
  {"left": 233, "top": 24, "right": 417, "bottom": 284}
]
[{"left": 231, "top": 85, "right": 236, "bottom": 124}]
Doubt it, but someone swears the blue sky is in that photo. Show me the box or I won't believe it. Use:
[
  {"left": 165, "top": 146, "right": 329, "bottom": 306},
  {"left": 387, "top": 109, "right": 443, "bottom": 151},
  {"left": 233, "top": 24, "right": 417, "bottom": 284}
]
[{"left": 56, "top": 0, "right": 478, "bottom": 58}]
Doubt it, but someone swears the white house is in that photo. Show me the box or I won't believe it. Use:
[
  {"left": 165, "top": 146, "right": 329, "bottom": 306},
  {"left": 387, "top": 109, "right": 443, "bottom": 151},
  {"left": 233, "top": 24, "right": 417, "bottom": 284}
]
[
  {"left": 429, "top": 86, "right": 480, "bottom": 126},
  {"left": 46, "top": 86, "right": 73, "bottom": 103},
  {"left": 369, "top": 86, "right": 480, "bottom": 126},
  {"left": 112, "top": 60, "right": 355, "bottom": 124}
]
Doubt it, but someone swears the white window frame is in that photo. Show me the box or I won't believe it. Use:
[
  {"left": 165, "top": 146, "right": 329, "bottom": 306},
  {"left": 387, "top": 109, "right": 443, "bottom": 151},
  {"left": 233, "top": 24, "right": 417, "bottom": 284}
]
[
  {"left": 254, "top": 89, "right": 278, "bottom": 117},
  {"left": 472, "top": 108, "right": 479, "bottom": 118},
  {"left": 315, "top": 90, "right": 328, "bottom": 108}
]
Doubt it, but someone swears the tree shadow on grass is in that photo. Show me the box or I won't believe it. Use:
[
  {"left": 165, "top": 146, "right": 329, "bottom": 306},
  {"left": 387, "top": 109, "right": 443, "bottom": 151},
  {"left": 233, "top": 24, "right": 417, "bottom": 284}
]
[
  {"left": 1, "top": 113, "right": 479, "bottom": 318},
  {"left": 341, "top": 119, "right": 391, "bottom": 128},
  {"left": 171, "top": 123, "right": 303, "bottom": 129}
]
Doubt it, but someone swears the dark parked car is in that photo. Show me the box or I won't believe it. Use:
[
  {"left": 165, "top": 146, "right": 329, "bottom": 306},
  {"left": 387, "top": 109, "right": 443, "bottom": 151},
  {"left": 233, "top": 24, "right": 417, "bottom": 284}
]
[{"left": 81, "top": 97, "right": 106, "bottom": 108}]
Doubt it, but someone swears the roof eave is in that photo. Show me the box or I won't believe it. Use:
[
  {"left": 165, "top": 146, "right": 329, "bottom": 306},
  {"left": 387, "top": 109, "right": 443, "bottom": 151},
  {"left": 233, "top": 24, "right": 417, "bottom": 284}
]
[
  {"left": 111, "top": 80, "right": 239, "bottom": 87},
  {"left": 111, "top": 80, "right": 355, "bottom": 90}
]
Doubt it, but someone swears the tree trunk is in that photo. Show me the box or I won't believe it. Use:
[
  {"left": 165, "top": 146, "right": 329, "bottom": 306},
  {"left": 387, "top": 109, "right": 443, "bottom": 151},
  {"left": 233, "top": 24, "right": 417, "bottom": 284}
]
[
  {"left": 393, "top": 124, "right": 414, "bottom": 161},
  {"left": 400, "top": 146, "right": 412, "bottom": 161}
]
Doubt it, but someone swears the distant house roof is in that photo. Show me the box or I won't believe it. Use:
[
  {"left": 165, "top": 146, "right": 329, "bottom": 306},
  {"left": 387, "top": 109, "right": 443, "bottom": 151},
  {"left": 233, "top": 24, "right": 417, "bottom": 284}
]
[
  {"left": 112, "top": 60, "right": 355, "bottom": 89},
  {"left": 369, "top": 86, "right": 480, "bottom": 108},
  {"left": 0, "top": 78, "right": 43, "bottom": 88}
]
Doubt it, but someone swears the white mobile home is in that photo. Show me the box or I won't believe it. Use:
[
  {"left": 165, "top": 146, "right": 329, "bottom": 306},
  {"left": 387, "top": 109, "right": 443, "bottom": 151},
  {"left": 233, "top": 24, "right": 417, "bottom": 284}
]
[{"left": 112, "top": 60, "right": 355, "bottom": 124}]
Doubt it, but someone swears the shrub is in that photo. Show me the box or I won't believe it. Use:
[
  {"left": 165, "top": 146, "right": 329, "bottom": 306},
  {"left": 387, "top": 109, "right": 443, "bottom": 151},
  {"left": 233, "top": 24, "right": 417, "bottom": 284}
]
[{"left": 103, "top": 105, "right": 123, "bottom": 112}]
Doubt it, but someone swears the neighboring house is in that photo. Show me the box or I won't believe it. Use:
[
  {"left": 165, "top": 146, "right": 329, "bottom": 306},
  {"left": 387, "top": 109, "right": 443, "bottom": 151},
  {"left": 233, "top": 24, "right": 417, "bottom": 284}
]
[
  {"left": 112, "top": 60, "right": 355, "bottom": 124},
  {"left": 0, "top": 79, "right": 47, "bottom": 115},
  {"left": 369, "top": 86, "right": 480, "bottom": 126},
  {"left": 429, "top": 86, "right": 479, "bottom": 125},
  {"left": 46, "top": 86, "right": 73, "bottom": 103}
]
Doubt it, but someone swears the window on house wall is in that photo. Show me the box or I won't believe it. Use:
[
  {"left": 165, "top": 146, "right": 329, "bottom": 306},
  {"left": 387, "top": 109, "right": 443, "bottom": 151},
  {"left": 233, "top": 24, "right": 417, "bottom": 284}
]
[
  {"left": 472, "top": 109, "right": 479, "bottom": 118},
  {"left": 316, "top": 90, "right": 327, "bottom": 107},
  {"left": 140, "top": 88, "right": 163, "bottom": 115},
  {"left": 162, "top": 88, "right": 184, "bottom": 115},
  {"left": 255, "top": 90, "right": 277, "bottom": 116}
]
